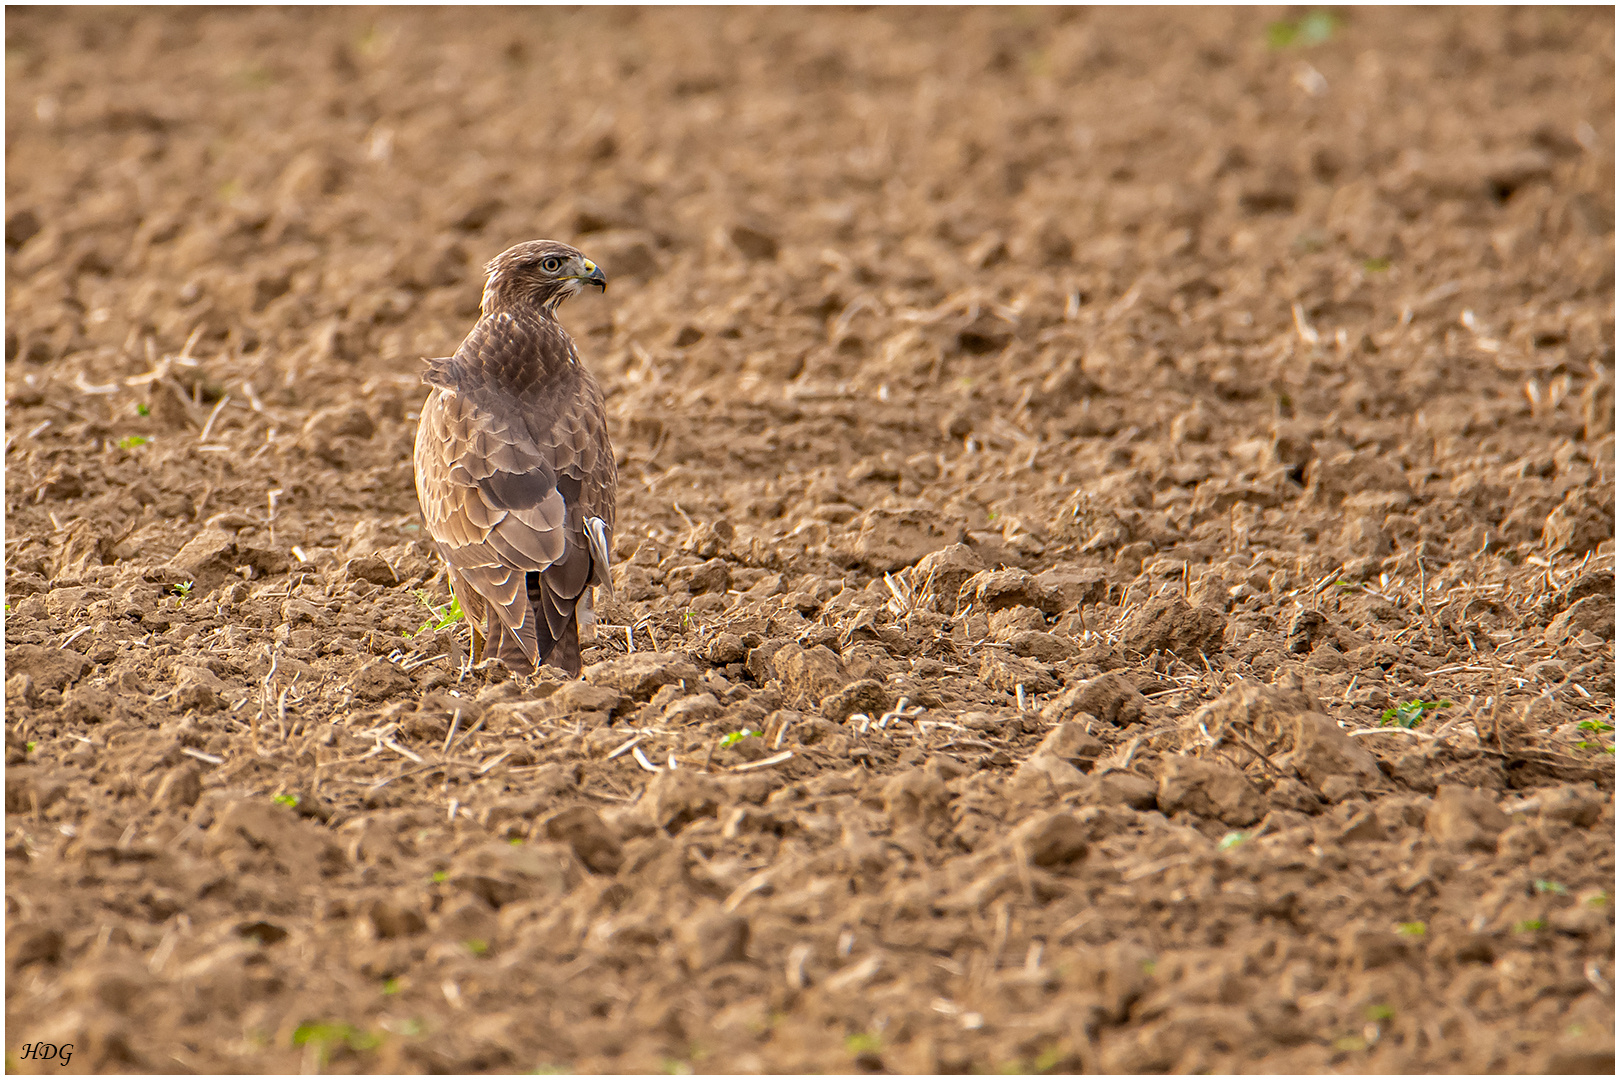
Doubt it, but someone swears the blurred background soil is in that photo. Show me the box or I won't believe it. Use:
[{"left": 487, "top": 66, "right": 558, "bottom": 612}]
[{"left": 5, "top": 6, "right": 1615, "bottom": 1073}]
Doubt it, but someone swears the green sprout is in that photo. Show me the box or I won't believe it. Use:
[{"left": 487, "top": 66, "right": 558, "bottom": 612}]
[
  {"left": 234, "top": 65, "right": 274, "bottom": 90},
  {"left": 173, "top": 580, "right": 194, "bottom": 601},
  {"left": 1033, "top": 1046, "right": 1067, "bottom": 1072},
  {"left": 1512, "top": 918, "right": 1545, "bottom": 933},
  {"left": 431, "top": 870, "right": 448, "bottom": 884},
  {"left": 720, "top": 729, "right": 757, "bottom": 748},
  {"left": 844, "top": 1033, "right": 881, "bottom": 1055},
  {"left": 382, "top": 978, "right": 400, "bottom": 995},
  {"left": 464, "top": 939, "right": 488, "bottom": 957},
  {"left": 1267, "top": 9, "right": 1340, "bottom": 50},
  {"left": 118, "top": 435, "right": 150, "bottom": 449},
  {"left": 410, "top": 589, "right": 464, "bottom": 636},
  {"left": 291, "top": 1022, "right": 381, "bottom": 1069},
  {"left": 1586, "top": 892, "right": 1609, "bottom": 908},
  {"left": 1576, "top": 719, "right": 1614, "bottom": 752},
  {"left": 1363, "top": 258, "right": 1391, "bottom": 273},
  {"left": 26, "top": 741, "right": 37, "bottom": 753},
  {"left": 272, "top": 793, "right": 299, "bottom": 808},
  {"left": 1380, "top": 699, "right": 1451, "bottom": 729},
  {"left": 1218, "top": 831, "right": 1250, "bottom": 850},
  {"left": 1396, "top": 921, "right": 1426, "bottom": 936},
  {"left": 1534, "top": 879, "right": 1568, "bottom": 896},
  {"left": 135, "top": 403, "right": 150, "bottom": 416},
  {"left": 1365, "top": 1004, "right": 1395, "bottom": 1022}
]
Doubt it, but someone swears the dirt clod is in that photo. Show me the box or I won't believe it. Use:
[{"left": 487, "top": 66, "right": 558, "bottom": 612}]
[
  {"left": 150, "top": 763, "right": 203, "bottom": 810},
  {"left": 1426, "top": 785, "right": 1512, "bottom": 852},
  {"left": 771, "top": 643, "right": 849, "bottom": 709},
  {"left": 677, "top": 909, "right": 750, "bottom": 971},
  {"left": 542, "top": 806, "right": 624, "bottom": 874},
  {"left": 1045, "top": 672, "right": 1148, "bottom": 728},
  {"left": 1119, "top": 594, "right": 1226, "bottom": 658},
  {"left": 1157, "top": 756, "right": 1266, "bottom": 826},
  {"left": 447, "top": 842, "right": 579, "bottom": 908}
]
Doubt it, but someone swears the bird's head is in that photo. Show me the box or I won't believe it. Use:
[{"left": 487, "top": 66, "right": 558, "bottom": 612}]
[{"left": 480, "top": 239, "right": 606, "bottom": 317}]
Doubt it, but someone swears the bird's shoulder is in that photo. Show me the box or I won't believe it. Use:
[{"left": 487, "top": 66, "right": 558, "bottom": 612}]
[{"left": 454, "top": 312, "right": 580, "bottom": 384}]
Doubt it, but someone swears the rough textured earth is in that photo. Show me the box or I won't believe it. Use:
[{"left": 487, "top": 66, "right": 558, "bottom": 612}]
[{"left": 4, "top": 7, "right": 1616, "bottom": 1074}]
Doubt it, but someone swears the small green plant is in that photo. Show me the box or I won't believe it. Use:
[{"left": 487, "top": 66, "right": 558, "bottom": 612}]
[
  {"left": 1586, "top": 892, "right": 1609, "bottom": 908},
  {"left": 118, "top": 435, "right": 150, "bottom": 449},
  {"left": 410, "top": 589, "right": 464, "bottom": 636},
  {"left": 26, "top": 741, "right": 37, "bottom": 753},
  {"left": 382, "top": 978, "right": 400, "bottom": 995},
  {"left": 1396, "top": 921, "right": 1427, "bottom": 936},
  {"left": 234, "top": 65, "right": 274, "bottom": 90},
  {"left": 1363, "top": 258, "right": 1391, "bottom": 272},
  {"left": 844, "top": 1033, "right": 882, "bottom": 1055},
  {"left": 1032, "top": 1045, "right": 1067, "bottom": 1073},
  {"left": 1576, "top": 718, "right": 1614, "bottom": 752},
  {"left": 136, "top": 403, "right": 150, "bottom": 416},
  {"left": 720, "top": 729, "right": 757, "bottom": 748},
  {"left": 1218, "top": 831, "right": 1250, "bottom": 850},
  {"left": 272, "top": 793, "right": 299, "bottom": 808},
  {"left": 291, "top": 1021, "right": 381, "bottom": 1065},
  {"left": 1381, "top": 699, "right": 1451, "bottom": 729},
  {"left": 1512, "top": 918, "right": 1545, "bottom": 933},
  {"left": 681, "top": 610, "right": 694, "bottom": 629},
  {"left": 173, "top": 580, "right": 194, "bottom": 601},
  {"left": 431, "top": 870, "right": 448, "bottom": 884},
  {"left": 464, "top": 939, "right": 488, "bottom": 957},
  {"left": 1267, "top": 9, "right": 1340, "bottom": 49},
  {"left": 1365, "top": 1004, "right": 1396, "bottom": 1022},
  {"left": 1534, "top": 879, "right": 1568, "bottom": 896}
]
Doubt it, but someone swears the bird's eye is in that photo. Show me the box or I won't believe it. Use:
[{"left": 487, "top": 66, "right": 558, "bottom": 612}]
[{"left": 540, "top": 256, "right": 564, "bottom": 274}]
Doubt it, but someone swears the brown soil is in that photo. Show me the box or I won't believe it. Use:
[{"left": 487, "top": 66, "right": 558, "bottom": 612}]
[{"left": 5, "top": 7, "right": 1616, "bottom": 1074}]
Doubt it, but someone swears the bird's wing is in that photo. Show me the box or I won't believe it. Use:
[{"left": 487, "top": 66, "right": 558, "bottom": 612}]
[{"left": 413, "top": 315, "right": 614, "bottom": 670}]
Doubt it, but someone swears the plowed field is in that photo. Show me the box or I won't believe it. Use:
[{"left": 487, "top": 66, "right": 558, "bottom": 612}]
[{"left": 5, "top": 7, "right": 1615, "bottom": 1074}]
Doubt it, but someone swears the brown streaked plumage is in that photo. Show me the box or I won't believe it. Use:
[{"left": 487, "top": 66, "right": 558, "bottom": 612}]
[{"left": 413, "top": 240, "right": 615, "bottom": 676}]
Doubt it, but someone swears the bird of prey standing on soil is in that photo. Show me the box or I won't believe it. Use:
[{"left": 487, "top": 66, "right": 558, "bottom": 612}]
[{"left": 414, "top": 240, "right": 616, "bottom": 677}]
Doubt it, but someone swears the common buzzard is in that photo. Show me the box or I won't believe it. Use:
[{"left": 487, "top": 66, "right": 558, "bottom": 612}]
[{"left": 413, "top": 240, "right": 615, "bottom": 676}]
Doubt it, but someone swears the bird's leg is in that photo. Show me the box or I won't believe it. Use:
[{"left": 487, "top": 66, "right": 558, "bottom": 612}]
[{"left": 471, "top": 622, "right": 485, "bottom": 663}]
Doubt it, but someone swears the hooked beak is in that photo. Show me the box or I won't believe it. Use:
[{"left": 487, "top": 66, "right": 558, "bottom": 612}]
[{"left": 577, "top": 259, "right": 607, "bottom": 293}]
